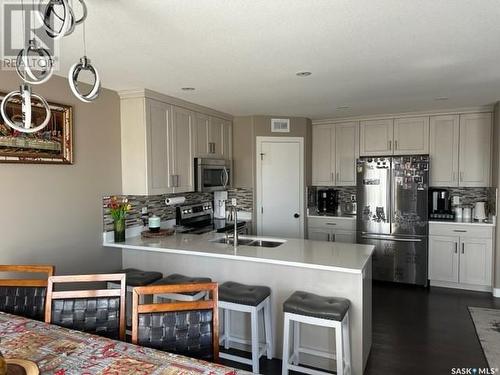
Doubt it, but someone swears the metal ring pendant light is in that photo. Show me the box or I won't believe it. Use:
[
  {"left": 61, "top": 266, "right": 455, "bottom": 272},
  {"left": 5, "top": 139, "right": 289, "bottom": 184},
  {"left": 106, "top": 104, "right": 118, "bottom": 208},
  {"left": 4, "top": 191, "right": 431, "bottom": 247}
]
[
  {"left": 16, "top": 39, "right": 54, "bottom": 84},
  {"left": 37, "top": 0, "right": 87, "bottom": 39},
  {"left": 68, "top": 56, "right": 101, "bottom": 102},
  {"left": 0, "top": 84, "right": 51, "bottom": 134}
]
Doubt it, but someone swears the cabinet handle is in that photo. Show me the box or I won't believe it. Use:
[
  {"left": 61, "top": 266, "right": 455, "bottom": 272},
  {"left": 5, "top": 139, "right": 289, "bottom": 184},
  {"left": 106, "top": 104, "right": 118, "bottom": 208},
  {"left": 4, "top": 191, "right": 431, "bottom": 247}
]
[
  {"left": 454, "top": 242, "right": 458, "bottom": 254},
  {"left": 326, "top": 223, "right": 337, "bottom": 226},
  {"left": 327, "top": 233, "right": 331, "bottom": 241},
  {"left": 462, "top": 243, "right": 465, "bottom": 254},
  {"left": 331, "top": 233, "right": 336, "bottom": 242},
  {"left": 453, "top": 230, "right": 467, "bottom": 233},
  {"left": 336, "top": 172, "right": 339, "bottom": 181},
  {"left": 388, "top": 140, "right": 392, "bottom": 150},
  {"left": 331, "top": 172, "right": 334, "bottom": 182},
  {"left": 394, "top": 140, "right": 398, "bottom": 150},
  {"left": 452, "top": 171, "right": 456, "bottom": 182}
]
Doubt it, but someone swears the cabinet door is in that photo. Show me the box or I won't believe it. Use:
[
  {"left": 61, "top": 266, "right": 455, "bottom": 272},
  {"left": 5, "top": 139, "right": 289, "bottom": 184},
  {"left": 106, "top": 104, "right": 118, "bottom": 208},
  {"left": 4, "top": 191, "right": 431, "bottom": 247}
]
[
  {"left": 459, "top": 238, "right": 492, "bottom": 286},
  {"left": 146, "top": 100, "right": 174, "bottom": 194},
  {"left": 394, "top": 116, "right": 429, "bottom": 154},
  {"left": 335, "top": 122, "right": 359, "bottom": 186},
  {"left": 195, "top": 113, "right": 210, "bottom": 157},
  {"left": 331, "top": 230, "right": 356, "bottom": 244},
  {"left": 359, "top": 119, "right": 394, "bottom": 156},
  {"left": 308, "top": 227, "right": 331, "bottom": 241},
  {"left": 459, "top": 113, "right": 492, "bottom": 187},
  {"left": 428, "top": 235, "right": 459, "bottom": 283},
  {"left": 209, "top": 117, "right": 224, "bottom": 158},
  {"left": 222, "top": 119, "right": 232, "bottom": 160},
  {"left": 429, "top": 115, "right": 459, "bottom": 187},
  {"left": 312, "top": 124, "right": 335, "bottom": 186},
  {"left": 172, "top": 106, "right": 196, "bottom": 193}
]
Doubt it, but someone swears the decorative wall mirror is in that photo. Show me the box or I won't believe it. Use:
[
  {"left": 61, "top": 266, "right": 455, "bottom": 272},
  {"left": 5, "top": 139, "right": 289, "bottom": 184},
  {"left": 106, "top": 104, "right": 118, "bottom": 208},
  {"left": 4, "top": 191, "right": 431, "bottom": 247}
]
[{"left": 0, "top": 91, "right": 73, "bottom": 164}]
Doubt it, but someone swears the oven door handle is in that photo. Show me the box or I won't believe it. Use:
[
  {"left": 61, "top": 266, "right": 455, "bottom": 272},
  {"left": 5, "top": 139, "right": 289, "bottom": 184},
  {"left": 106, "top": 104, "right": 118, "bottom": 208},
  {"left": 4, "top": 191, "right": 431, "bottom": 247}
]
[{"left": 223, "top": 167, "right": 229, "bottom": 188}]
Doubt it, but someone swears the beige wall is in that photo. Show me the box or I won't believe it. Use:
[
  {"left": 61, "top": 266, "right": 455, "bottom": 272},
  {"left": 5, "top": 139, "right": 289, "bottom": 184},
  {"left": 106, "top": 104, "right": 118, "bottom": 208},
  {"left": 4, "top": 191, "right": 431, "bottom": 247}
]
[
  {"left": 0, "top": 70, "right": 122, "bottom": 275},
  {"left": 493, "top": 102, "right": 500, "bottom": 290},
  {"left": 232, "top": 115, "right": 312, "bottom": 233}
]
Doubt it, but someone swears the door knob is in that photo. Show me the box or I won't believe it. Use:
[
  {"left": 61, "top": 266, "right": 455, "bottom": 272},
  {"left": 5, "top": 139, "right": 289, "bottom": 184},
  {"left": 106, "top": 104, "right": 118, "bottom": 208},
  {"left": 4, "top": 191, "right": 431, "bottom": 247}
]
[{"left": 294, "top": 213, "right": 300, "bottom": 218}]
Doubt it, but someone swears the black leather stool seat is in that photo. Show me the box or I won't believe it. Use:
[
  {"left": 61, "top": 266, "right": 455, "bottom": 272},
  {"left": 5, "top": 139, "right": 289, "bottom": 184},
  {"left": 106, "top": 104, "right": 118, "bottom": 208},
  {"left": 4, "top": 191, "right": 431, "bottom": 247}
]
[
  {"left": 151, "top": 273, "right": 212, "bottom": 286},
  {"left": 119, "top": 268, "right": 163, "bottom": 286},
  {"left": 219, "top": 281, "right": 271, "bottom": 306},
  {"left": 284, "top": 291, "right": 350, "bottom": 321}
]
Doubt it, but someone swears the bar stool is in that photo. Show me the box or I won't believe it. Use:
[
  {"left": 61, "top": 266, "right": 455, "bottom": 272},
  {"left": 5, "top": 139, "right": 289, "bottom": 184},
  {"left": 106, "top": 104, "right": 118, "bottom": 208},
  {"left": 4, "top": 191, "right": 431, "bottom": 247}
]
[
  {"left": 107, "top": 268, "right": 163, "bottom": 331},
  {"left": 150, "top": 273, "right": 212, "bottom": 302},
  {"left": 282, "top": 291, "right": 351, "bottom": 375},
  {"left": 219, "top": 281, "right": 273, "bottom": 374}
]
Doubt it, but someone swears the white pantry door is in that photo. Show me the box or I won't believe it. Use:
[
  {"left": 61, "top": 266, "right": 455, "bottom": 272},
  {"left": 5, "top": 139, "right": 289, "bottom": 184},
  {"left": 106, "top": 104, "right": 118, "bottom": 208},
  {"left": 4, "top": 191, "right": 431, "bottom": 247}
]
[{"left": 256, "top": 137, "right": 304, "bottom": 238}]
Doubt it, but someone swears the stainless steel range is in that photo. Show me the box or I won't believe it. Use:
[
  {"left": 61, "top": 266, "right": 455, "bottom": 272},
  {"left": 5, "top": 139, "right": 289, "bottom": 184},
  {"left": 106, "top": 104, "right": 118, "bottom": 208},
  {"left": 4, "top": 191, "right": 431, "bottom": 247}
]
[
  {"left": 176, "top": 201, "right": 247, "bottom": 235},
  {"left": 356, "top": 155, "right": 429, "bottom": 286}
]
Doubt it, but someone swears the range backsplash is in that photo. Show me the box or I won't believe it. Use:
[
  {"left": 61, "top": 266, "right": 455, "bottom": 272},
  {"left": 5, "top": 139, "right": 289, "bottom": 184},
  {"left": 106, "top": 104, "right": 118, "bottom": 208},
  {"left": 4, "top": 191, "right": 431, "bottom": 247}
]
[
  {"left": 308, "top": 186, "right": 497, "bottom": 215},
  {"left": 102, "top": 188, "right": 254, "bottom": 232}
]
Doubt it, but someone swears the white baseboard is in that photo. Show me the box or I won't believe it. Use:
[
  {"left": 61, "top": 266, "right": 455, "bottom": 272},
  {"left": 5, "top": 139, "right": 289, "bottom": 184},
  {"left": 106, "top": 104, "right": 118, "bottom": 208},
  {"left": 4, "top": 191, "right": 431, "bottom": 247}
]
[{"left": 493, "top": 288, "right": 500, "bottom": 298}]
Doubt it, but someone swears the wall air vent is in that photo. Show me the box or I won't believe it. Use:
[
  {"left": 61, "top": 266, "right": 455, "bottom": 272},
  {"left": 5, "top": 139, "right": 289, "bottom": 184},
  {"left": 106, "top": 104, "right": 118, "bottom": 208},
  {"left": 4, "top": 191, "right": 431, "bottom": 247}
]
[{"left": 271, "top": 118, "right": 290, "bottom": 133}]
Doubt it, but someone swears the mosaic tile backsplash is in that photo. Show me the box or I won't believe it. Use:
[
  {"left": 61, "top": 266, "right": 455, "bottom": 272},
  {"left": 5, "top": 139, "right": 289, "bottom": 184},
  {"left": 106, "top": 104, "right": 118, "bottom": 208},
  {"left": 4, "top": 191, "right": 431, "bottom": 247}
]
[{"left": 103, "top": 188, "right": 254, "bottom": 232}]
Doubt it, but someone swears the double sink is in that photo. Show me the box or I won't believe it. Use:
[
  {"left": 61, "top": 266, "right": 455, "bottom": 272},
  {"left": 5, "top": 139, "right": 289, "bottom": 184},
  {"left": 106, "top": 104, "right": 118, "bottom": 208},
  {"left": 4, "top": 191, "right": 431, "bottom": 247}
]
[{"left": 212, "top": 237, "right": 284, "bottom": 248}]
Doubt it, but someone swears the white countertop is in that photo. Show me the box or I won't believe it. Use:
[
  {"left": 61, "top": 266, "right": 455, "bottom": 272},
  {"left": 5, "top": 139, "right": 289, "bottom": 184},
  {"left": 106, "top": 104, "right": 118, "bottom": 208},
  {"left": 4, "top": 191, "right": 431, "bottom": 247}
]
[
  {"left": 429, "top": 220, "right": 496, "bottom": 227},
  {"left": 104, "top": 232, "right": 374, "bottom": 274}
]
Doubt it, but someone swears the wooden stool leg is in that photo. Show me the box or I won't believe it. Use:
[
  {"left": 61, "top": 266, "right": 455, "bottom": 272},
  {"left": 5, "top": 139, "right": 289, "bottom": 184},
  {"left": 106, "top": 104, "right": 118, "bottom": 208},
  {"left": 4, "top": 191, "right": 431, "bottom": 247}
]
[
  {"left": 251, "top": 306, "right": 260, "bottom": 374},
  {"left": 292, "top": 321, "right": 300, "bottom": 365},
  {"left": 335, "top": 320, "right": 344, "bottom": 375},
  {"left": 281, "top": 313, "right": 291, "bottom": 375},
  {"left": 264, "top": 298, "right": 273, "bottom": 359},
  {"left": 224, "top": 308, "right": 230, "bottom": 350}
]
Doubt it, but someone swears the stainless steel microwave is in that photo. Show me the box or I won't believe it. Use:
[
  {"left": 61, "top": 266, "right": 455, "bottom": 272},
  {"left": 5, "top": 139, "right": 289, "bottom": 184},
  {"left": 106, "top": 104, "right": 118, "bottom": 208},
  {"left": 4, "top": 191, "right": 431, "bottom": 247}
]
[{"left": 194, "top": 158, "right": 231, "bottom": 192}]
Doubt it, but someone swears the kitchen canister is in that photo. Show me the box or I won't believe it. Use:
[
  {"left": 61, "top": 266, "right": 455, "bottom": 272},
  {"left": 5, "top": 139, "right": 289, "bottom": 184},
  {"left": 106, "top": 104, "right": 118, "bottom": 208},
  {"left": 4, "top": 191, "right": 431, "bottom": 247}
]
[
  {"left": 454, "top": 206, "right": 463, "bottom": 221},
  {"left": 462, "top": 206, "right": 472, "bottom": 222},
  {"left": 148, "top": 215, "right": 161, "bottom": 232}
]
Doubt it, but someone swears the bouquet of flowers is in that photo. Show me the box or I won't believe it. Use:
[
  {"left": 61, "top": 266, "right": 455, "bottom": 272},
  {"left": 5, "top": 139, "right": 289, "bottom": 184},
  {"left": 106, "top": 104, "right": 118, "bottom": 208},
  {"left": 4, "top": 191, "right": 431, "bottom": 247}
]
[{"left": 107, "top": 196, "right": 132, "bottom": 220}]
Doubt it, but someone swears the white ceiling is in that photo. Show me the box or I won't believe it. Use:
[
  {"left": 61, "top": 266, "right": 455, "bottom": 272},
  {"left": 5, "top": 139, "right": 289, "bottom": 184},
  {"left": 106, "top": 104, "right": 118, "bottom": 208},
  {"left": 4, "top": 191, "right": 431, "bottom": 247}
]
[{"left": 52, "top": 0, "right": 500, "bottom": 119}]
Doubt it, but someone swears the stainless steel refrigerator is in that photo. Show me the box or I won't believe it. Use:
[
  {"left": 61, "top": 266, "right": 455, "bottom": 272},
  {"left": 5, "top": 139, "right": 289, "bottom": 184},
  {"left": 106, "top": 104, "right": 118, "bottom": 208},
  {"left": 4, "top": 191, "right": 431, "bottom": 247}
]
[{"left": 356, "top": 155, "right": 429, "bottom": 286}]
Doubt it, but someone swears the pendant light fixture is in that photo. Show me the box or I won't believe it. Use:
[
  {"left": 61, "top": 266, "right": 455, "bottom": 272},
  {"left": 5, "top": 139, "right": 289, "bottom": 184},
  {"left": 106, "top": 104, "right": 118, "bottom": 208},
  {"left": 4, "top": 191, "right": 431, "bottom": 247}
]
[
  {"left": 68, "top": 21, "right": 100, "bottom": 102},
  {"left": 1, "top": 0, "right": 52, "bottom": 133},
  {"left": 16, "top": 39, "right": 54, "bottom": 84},
  {"left": 37, "top": 0, "right": 87, "bottom": 39}
]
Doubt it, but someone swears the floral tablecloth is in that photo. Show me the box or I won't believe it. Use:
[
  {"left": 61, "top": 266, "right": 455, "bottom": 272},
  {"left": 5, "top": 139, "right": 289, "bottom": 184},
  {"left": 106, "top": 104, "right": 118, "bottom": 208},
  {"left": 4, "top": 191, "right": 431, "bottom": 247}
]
[{"left": 0, "top": 312, "right": 249, "bottom": 375}]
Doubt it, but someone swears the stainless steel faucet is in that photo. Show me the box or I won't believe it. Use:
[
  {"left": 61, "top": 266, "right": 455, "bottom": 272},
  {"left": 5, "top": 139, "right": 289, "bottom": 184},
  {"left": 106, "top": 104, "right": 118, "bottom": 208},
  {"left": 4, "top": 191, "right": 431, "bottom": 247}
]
[{"left": 226, "top": 204, "right": 238, "bottom": 248}]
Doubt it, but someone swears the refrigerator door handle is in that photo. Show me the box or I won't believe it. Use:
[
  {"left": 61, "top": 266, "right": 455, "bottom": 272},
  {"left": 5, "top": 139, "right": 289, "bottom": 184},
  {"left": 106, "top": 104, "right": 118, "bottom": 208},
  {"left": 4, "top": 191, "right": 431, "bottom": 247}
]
[{"left": 361, "top": 235, "right": 422, "bottom": 243}]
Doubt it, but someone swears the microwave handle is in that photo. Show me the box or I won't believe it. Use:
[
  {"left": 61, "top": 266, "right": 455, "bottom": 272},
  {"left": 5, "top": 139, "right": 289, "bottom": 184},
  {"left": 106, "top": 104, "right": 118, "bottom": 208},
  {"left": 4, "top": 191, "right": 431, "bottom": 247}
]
[{"left": 223, "top": 167, "right": 229, "bottom": 187}]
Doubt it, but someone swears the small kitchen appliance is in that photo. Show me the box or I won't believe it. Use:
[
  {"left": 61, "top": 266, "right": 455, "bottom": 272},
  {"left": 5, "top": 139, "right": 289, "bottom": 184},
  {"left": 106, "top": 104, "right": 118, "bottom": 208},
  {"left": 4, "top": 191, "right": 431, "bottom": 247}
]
[
  {"left": 214, "top": 191, "right": 228, "bottom": 219},
  {"left": 474, "top": 202, "right": 487, "bottom": 221},
  {"left": 195, "top": 158, "right": 231, "bottom": 192},
  {"left": 429, "top": 189, "right": 454, "bottom": 220},
  {"left": 317, "top": 189, "right": 338, "bottom": 214}
]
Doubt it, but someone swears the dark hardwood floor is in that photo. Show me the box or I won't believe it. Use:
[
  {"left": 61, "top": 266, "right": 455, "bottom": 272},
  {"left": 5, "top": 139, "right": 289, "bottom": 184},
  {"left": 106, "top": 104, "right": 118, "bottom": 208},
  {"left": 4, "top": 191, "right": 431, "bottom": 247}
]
[{"left": 220, "top": 282, "right": 500, "bottom": 374}]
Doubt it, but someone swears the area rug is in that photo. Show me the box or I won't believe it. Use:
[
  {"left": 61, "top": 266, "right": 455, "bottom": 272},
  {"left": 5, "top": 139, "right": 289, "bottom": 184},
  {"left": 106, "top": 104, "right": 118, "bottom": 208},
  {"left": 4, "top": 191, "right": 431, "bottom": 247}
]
[{"left": 468, "top": 307, "right": 500, "bottom": 369}]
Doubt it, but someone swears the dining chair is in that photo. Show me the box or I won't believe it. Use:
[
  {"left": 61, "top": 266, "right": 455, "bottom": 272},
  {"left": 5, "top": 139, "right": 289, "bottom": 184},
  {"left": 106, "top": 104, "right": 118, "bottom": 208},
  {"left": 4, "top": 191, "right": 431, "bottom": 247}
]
[
  {"left": 131, "top": 282, "right": 219, "bottom": 361},
  {"left": 45, "top": 273, "right": 126, "bottom": 341},
  {"left": 0, "top": 265, "right": 55, "bottom": 321}
]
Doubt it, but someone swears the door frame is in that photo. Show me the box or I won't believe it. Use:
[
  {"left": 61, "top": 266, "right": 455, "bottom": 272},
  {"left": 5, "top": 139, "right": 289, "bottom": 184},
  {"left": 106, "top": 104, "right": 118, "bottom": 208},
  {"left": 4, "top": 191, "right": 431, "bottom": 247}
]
[{"left": 256, "top": 136, "right": 305, "bottom": 238}]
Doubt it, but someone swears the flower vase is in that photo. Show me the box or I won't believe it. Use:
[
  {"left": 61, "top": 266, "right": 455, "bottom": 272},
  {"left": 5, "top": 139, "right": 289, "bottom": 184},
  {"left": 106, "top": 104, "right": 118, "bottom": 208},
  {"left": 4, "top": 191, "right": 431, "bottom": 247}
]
[{"left": 113, "top": 218, "right": 126, "bottom": 243}]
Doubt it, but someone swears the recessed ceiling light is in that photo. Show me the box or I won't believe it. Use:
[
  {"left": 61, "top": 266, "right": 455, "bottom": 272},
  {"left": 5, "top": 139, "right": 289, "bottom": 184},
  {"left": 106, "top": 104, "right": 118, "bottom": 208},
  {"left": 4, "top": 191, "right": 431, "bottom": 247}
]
[
  {"left": 181, "top": 87, "right": 196, "bottom": 91},
  {"left": 296, "top": 71, "right": 312, "bottom": 77},
  {"left": 336, "top": 106, "right": 351, "bottom": 110},
  {"left": 434, "top": 96, "right": 449, "bottom": 101}
]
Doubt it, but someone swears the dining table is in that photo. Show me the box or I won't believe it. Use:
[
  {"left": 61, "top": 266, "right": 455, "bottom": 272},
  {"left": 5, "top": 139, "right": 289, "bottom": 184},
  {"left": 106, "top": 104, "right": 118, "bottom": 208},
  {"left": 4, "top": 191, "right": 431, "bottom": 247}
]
[{"left": 0, "top": 312, "right": 250, "bottom": 375}]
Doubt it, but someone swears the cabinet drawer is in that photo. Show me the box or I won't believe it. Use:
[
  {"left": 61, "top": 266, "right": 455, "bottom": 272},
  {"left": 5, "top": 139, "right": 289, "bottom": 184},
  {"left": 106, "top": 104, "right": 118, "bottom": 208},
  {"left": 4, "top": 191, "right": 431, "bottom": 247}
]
[
  {"left": 308, "top": 217, "right": 356, "bottom": 231},
  {"left": 429, "top": 223, "right": 493, "bottom": 239}
]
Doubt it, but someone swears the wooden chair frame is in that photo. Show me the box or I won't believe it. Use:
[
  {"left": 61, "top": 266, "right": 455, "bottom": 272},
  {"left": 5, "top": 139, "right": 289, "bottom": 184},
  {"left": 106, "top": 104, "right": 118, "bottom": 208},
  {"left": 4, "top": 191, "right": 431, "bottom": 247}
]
[
  {"left": 132, "top": 282, "right": 219, "bottom": 361},
  {"left": 0, "top": 265, "right": 55, "bottom": 287},
  {"left": 45, "top": 273, "right": 126, "bottom": 341}
]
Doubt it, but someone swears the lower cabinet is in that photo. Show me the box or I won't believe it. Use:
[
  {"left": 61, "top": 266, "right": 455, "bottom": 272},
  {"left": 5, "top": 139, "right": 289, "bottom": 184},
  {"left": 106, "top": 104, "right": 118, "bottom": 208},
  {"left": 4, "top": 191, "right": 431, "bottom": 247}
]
[
  {"left": 307, "top": 217, "right": 356, "bottom": 244},
  {"left": 428, "top": 223, "right": 493, "bottom": 291}
]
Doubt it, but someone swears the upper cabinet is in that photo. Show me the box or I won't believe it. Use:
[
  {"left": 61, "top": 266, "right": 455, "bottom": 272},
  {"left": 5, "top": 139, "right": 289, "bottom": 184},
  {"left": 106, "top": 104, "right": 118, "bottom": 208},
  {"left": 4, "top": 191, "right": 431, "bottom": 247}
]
[
  {"left": 196, "top": 116, "right": 232, "bottom": 160},
  {"left": 430, "top": 113, "right": 491, "bottom": 187},
  {"left": 359, "top": 119, "right": 393, "bottom": 156},
  {"left": 120, "top": 90, "right": 233, "bottom": 195},
  {"left": 393, "top": 117, "right": 429, "bottom": 154},
  {"left": 459, "top": 113, "right": 492, "bottom": 187},
  {"left": 312, "top": 122, "right": 359, "bottom": 186},
  {"left": 359, "top": 117, "right": 429, "bottom": 156}
]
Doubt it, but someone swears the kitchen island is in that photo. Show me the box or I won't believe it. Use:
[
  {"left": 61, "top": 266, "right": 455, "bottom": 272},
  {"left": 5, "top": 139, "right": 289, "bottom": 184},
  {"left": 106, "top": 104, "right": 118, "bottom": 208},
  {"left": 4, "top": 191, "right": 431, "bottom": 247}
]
[{"left": 104, "top": 232, "right": 374, "bottom": 374}]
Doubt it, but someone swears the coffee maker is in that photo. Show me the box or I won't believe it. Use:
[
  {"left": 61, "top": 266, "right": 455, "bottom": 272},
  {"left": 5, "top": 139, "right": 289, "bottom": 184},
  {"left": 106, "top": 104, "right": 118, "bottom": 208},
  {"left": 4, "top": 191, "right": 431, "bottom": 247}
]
[
  {"left": 317, "top": 189, "right": 338, "bottom": 214},
  {"left": 429, "top": 189, "right": 454, "bottom": 220}
]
